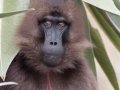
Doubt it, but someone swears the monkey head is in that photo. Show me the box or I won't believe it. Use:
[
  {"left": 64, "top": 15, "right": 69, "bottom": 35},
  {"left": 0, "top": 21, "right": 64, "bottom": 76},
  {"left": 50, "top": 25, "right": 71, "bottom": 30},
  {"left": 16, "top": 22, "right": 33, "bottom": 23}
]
[{"left": 15, "top": 0, "right": 90, "bottom": 73}]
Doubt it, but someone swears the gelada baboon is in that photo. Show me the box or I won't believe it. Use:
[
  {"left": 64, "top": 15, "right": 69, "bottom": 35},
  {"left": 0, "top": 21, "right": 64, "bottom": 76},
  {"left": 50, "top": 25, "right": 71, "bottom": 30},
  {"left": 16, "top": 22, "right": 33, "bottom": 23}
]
[{"left": 4, "top": 0, "right": 97, "bottom": 90}]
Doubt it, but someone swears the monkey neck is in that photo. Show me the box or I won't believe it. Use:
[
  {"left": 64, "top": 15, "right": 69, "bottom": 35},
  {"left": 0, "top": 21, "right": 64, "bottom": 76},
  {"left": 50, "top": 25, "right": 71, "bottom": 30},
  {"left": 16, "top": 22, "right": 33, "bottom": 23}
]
[
  {"left": 47, "top": 72, "right": 52, "bottom": 90},
  {"left": 44, "top": 67, "right": 80, "bottom": 90}
]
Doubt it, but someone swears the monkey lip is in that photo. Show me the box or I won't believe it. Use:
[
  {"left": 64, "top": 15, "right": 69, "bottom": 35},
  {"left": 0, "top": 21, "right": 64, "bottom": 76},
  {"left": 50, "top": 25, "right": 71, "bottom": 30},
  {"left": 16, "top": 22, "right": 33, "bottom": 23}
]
[{"left": 42, "top": 54, "right": 62, "bottom": 67}]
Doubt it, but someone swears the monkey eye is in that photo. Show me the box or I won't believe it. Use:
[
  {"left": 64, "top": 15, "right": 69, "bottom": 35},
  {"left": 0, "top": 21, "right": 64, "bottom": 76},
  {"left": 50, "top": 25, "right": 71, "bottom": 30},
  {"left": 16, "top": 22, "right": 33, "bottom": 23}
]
[
  {"left": 57, "top": 22, "right": 65, "bottom": 30},
  {"left": 44, "top": 20, "right": 52, "bottom": 28}
]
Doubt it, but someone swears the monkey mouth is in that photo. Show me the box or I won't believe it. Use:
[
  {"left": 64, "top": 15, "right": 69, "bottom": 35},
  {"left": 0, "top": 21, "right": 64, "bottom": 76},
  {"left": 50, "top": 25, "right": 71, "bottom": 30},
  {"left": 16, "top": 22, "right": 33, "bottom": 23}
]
[{"left": 42, "top": 54, "right": 63, "bottom": 67}]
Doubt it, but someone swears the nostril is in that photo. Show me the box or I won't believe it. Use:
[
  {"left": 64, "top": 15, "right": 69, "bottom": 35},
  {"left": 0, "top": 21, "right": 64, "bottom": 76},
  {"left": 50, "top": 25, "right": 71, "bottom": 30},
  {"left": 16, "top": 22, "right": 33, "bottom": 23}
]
[
  {"left": 50, "top": 42, "right": 54, "bottom": 45},
  {"left": 49, "top": 42, "right": 57, "bottom": 46},
  {"left": 54, "top": 42, "right": 57, "bottom": 46}
]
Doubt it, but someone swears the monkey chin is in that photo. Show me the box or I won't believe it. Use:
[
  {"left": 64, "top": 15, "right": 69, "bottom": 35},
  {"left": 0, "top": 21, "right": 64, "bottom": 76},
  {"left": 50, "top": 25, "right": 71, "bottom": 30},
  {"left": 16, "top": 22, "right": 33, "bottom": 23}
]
[
  {"left": 42, "top": 55, "right": 63, "bottom": 67},
  {"left": 39, "top": 55, "right": 77, "bottom": 74}
]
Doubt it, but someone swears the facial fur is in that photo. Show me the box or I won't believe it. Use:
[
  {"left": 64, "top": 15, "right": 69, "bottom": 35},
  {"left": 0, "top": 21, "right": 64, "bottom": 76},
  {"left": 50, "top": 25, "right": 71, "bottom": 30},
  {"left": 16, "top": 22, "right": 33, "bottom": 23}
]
[{"left": 15, "top": 0, "right": 90, "bottom": 73}]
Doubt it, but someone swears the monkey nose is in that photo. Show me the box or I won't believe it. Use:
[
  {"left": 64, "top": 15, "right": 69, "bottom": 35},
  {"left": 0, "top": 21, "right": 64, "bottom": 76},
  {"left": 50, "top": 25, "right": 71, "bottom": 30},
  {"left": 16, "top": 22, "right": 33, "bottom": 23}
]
[
  {"left": 49, "top": 42, "right": 58, "bottom": 46},
  {"left": 41, "top": 38, "right": 64, "bottom": 67}
]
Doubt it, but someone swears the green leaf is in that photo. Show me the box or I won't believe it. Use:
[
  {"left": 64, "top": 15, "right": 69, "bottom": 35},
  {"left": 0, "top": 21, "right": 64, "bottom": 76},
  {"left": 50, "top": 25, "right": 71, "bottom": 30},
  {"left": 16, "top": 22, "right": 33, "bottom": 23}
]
[
  {"left": 83, "top": 0, "right": 120, "bottom": 15},
  {"left": 113, "top": 0, "right": 120, "bottom": 10},
  {"left": 90, "top": 27, "right": 119, "bottom": 90},
  {"left": 106, "top": 12, "right": 120, "bottom": 33},
  {"left": 85, "top": 48, "right": 96, "bottom": 76},
  {"left": 1, "top": 0, "right": 29, "bottom": 79},
  {"left": 0, "top": 8, "right": 34, "bottom": 18},
  {"left": 85, "top": 23, "right": 96, "bottom": 76},
  {"left": 88, "top": 5, "right": 120, "bottom": 51}
]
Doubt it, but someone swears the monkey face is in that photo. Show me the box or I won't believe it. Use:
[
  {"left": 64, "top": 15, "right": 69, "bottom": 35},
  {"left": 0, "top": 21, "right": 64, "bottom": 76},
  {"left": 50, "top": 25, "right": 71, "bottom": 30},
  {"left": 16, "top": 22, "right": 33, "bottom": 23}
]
[
  {"left": 16, "top": 0, "right": 89, "bottom": 72},
  {"left": 38, "top": 12, "right": 70, "bottom": 67}
]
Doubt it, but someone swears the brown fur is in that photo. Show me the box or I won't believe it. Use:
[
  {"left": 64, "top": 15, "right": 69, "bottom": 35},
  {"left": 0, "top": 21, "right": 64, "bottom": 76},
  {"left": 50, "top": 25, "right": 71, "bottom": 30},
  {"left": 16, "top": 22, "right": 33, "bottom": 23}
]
[{"left": 4, "top": 0, "right": 97, "bottom": 90}]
